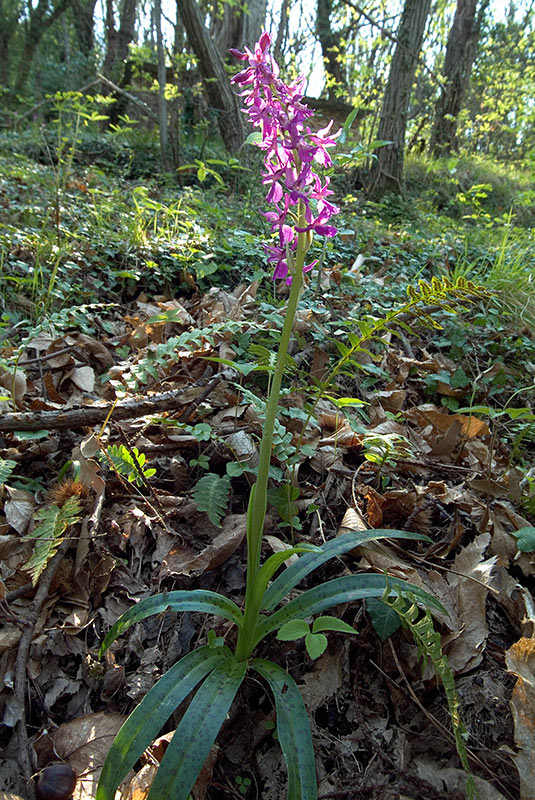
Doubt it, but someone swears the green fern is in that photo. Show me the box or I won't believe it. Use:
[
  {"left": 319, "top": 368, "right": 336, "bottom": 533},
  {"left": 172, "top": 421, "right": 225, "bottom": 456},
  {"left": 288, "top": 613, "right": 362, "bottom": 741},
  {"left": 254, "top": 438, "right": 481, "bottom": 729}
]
[
  {"left": 0, "top": 458, "right": 16, "bottom": 485},
  {"left": 105, "top": 444, "right": 156, "bottom": 487},
  {"left": 23, "top": 496, "right": 81, "bottom": 584},
  {"left": 381, "top": 585, "right": 476, "bottom": 800},
  {"left": 193, "top": 473, "right": 231, "bottom": 527}
]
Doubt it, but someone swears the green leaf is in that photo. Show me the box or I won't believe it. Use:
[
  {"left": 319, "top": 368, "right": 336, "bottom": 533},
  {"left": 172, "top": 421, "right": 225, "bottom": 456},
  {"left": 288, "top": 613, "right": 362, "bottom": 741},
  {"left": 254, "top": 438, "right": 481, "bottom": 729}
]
[
  {"left": 277, "top": 619, "right": 310, "bottom": 641},
  {"left": 96, "top": 646, "right": 224, "bottom": 800},
  {"left": 193, "top": 473, "right": 231, "bottom": 527},
  {"left": 511, "top": 526, "right": 535, "bottom": 552},
  {"left": 0, "top": 458, "right": 16, "bottom": 484},
  {"left": 252, "top": 659, "right": 317, "bottom": 800},
  {"left": 99, "top": 590, "right": 243, "bottom": 656},
  {"left": 147, "top": 653, "right": 246, "bottom": 800},
  {"left": 245, "top": 131, "right": 263, "bottom": 146},
  {"left": 366, "top": 597, "right": 402, "bottom": 640},
  {"left": 252, "top": 545, "right": 322, "bottom": 610},
  {"left": 255, "top": 574, "right": 443, "bottom": 647},
  {"left": 312, "top": 616, "right": 357, "bottom": 635},
  {"left": 305, "top": 632, "right": 327, "bottom": 659},
  {"left": 262, "top": 530, "right": 430, "bottom": 612},
  {"left": 13, "top": 430, "right": 49, "bottom": 440}
]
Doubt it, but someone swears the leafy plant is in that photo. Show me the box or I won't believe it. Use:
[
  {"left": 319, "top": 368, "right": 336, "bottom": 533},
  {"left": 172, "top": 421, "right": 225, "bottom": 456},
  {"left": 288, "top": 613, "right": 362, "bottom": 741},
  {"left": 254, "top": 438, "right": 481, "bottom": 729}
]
[
  {"left": 362, "top": 432, "right": 414, "bottom": 486},
  {"left": 380, "top": 586, "right": 476, "bottom": 800},
  {"left": 276, "top": 614, "right": 357, "bottom": 660},
  {"left": 192, "top": 473, "right": 231, "bottom": 527},
  {"left": 23, "top": 496, "right": 81, "bottom": 584},
  {"left": 104, "top": 444, "right": 156, "bottom": 488},
  {"left": 96, "top": 35, "right": 472, "bottom": 800},
  {"left": 0, "top": 457, "right": 16, "bottom": 485}
]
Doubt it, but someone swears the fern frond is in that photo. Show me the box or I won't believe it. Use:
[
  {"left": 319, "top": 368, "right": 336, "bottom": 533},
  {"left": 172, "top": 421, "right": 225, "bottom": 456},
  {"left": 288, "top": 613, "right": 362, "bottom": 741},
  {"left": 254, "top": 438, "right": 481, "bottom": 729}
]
[
  {"left": 193, "top": 473, "right": 231, "bottom": 527},
  {"left": 23, "top": 496, "right": 81, "bottom": 584},
  {"left": 381, "top": 585, "right": 476, "bottom": 800},
  {"left": 0, "top": 458, "right": 16, "bottom": 485}
]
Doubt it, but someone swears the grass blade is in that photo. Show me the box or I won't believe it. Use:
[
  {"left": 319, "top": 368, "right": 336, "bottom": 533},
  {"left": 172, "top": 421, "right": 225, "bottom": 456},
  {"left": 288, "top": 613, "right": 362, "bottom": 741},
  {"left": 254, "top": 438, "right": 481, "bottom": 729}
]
[
  {"left": 262, "top": 530, "right": 429, "bottom": 611},
  {"left": 96, "top": 646, "right": 224, "bottom": 800},
  {"left": 252, "top": 659, "right": 317, "bottom": 800},
  {"left": 147, "top": 652, "right": 247, "bottom": 800},
  {"left": 100, "top": 589, "right": 243, "bottom": 655}
]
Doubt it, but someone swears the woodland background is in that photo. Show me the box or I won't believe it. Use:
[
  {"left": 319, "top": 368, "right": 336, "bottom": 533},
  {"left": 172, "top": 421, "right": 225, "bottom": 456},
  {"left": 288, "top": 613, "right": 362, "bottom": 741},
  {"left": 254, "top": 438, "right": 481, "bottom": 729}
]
[{"left": 1, "top": 2, "right": 535, "bottom": 800}]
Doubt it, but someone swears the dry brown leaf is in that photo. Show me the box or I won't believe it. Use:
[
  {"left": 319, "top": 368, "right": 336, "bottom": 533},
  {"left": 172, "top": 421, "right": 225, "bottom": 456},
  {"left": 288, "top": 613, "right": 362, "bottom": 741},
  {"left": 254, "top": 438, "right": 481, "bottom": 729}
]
[
  {"left": 414, "top": 757, "right": 507, "bottom": 800},
  {"left": 505, "top": 637, "right": 535, "bottom": 799},
  {"left": 68, "top": 366, "right": 96, "bottom": 393},
  {"left": 338, "top": 505, "right": 368, "bottom": 533},
  {"left": 160, "top": 513, "right": 247, "bottom": 578},
  {"left": 300, "top": 647, "right": 345, "bottom": 710},
  {"left": 43, "top": 372, "right": 66, "bottom": 404},
  {"left": 0, "top": 368, "right": 27, "bottom": 408},
  {"left": 4, "top": 487, "right": 35, "bottom": 535},
  {"left": 76, "top": 334, "right": 115, "bottom": 369},
  {"left": 444, "top": 533, "right": 493, "bottom": 673},
  {"left": 52, "top": 711, "right": 126, "bottom": 800}
]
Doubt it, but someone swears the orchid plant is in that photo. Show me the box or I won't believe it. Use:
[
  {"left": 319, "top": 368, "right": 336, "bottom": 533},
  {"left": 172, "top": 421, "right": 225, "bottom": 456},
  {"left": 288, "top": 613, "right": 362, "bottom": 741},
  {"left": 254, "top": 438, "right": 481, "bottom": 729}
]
[{"left": 96, "top": 34, "right": 442, "bottom": 800}]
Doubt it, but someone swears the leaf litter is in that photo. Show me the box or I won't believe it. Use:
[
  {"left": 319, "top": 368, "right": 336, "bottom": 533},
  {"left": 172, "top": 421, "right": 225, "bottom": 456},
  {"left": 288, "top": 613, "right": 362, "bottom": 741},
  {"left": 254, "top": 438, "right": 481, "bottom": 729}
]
[{"left": 0, "top": 277, "right": 533, "bottom": 800}]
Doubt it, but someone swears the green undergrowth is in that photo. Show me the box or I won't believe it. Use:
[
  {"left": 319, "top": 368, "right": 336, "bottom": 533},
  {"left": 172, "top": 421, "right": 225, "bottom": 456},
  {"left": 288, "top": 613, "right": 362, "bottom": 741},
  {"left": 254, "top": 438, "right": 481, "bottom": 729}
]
[{"left": 1, "top": 134, "right": 535, "bottom": 471}]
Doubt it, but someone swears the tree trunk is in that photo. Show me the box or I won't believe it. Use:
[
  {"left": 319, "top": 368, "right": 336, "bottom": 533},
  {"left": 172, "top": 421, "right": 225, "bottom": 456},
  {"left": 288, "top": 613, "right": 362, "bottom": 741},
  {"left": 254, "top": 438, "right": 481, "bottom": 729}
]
[
  {"left": 177, "top": 0, "right": 244, "bottom": 153},
  {"left": 0, "top": 0, "right": 23, "bottom": 87},
  {"left": 102, "top": 0, "right": 138, "bottom": 126},
  {"left": 430, "top": 0, "right": 490, "bottom": 156},
  {"left": 71, "top": 0, "right": 97, "bottom": 57},
  {"left": 368, "top": 0, "right": 431, "bottom": 198},
  {"left": 316, "top": 0, "right": 347, "bottom": 98},
  {"left": 212, "top": 0, "right": 266, "bottom": 59},
  {"left": 13, "top": 0, "right": 74, "bottom": 95},
  {"left": 154, "top": 0, "right": 169, "bottom": 171}
]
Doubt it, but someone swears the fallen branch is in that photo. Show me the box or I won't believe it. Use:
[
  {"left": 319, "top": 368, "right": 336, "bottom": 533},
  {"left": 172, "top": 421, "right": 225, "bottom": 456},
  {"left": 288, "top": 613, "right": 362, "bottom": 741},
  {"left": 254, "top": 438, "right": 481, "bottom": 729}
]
[
  {"left": 0, "top": 389, "right": 191, "bottom": 432},
  {"left": 96, "top": 72, "right": 159, "bottom": 123}
]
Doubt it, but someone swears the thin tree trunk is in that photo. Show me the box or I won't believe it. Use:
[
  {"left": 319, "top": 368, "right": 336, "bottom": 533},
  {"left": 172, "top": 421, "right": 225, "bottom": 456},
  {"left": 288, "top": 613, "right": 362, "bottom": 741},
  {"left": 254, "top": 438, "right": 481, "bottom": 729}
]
[
  {"left": 273, "top": 0, "right": 290, "bottom": 64},
  {"left": 316, "top": 0, "right": 347, "bottom": 98},
  {"left": 0, "top": 0, "right": 23, "bottom": 87},
  {"left": 13, "top": 0, "right": 74, "bottom": 95},
  {"left": 430, "top": 0, "right": 490, "bottom": 156},
  {"left": 71, "top": 0, "right": 97, "bottom": 57},
  {"left": 154, "top": 0, "right": 169, "bottom": 171},
  {"left": 102, "top": 0, "right": 138, "bottom": 126},
  {"left": 368, "top": 0, "right": 431, "bottom": 198},
  {"left": 177, "top": 0, "right": 243, "bottom": 153}
]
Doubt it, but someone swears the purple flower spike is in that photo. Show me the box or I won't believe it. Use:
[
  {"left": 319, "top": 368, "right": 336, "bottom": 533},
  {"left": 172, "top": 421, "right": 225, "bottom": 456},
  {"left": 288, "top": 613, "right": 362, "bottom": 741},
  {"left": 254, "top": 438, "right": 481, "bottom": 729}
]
[{"left": 231, "top": 33, "right": 340, "bottom": 282}]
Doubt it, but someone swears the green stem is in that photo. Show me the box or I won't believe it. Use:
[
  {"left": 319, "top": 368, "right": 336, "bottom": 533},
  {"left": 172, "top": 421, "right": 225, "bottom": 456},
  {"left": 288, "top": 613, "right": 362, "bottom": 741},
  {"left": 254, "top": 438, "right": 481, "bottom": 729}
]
[{"left": 235, "top": 210, "right": 307, "bottom": 662}]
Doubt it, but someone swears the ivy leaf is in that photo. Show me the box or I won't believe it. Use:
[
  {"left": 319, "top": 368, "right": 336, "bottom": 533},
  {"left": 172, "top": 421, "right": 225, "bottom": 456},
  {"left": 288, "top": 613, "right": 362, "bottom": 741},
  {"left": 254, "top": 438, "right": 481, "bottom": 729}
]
[
  {"left": 366, "top": 598, "right": 402, "bottom": 640},
  {"left": 511, "top": 526, "right": 535, "bottom": 553}
]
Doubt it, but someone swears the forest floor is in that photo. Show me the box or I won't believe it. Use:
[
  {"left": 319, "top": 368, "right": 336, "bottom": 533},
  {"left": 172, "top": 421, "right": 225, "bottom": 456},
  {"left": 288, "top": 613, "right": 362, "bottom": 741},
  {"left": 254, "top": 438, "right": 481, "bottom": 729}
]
[{"left": 1, "top": 138, "right": 535, "bottom": 800}]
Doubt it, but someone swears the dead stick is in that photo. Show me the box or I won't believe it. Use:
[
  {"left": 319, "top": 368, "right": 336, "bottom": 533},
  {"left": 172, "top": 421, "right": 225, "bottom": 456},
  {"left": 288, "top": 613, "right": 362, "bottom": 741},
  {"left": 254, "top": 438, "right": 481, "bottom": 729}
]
[
  {"left": 96, "top": 72, "right": 159, "bottom": 123},
  {"left": 0, "top": 389, "right": 190, "bottom": 432}
]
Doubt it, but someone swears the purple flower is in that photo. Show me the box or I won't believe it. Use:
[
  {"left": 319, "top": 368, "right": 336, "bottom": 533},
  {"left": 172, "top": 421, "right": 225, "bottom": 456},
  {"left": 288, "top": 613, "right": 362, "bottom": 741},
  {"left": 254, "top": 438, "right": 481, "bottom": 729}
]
[{"left": 231, "top": 33, "right": 340, "bottom": 283}]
